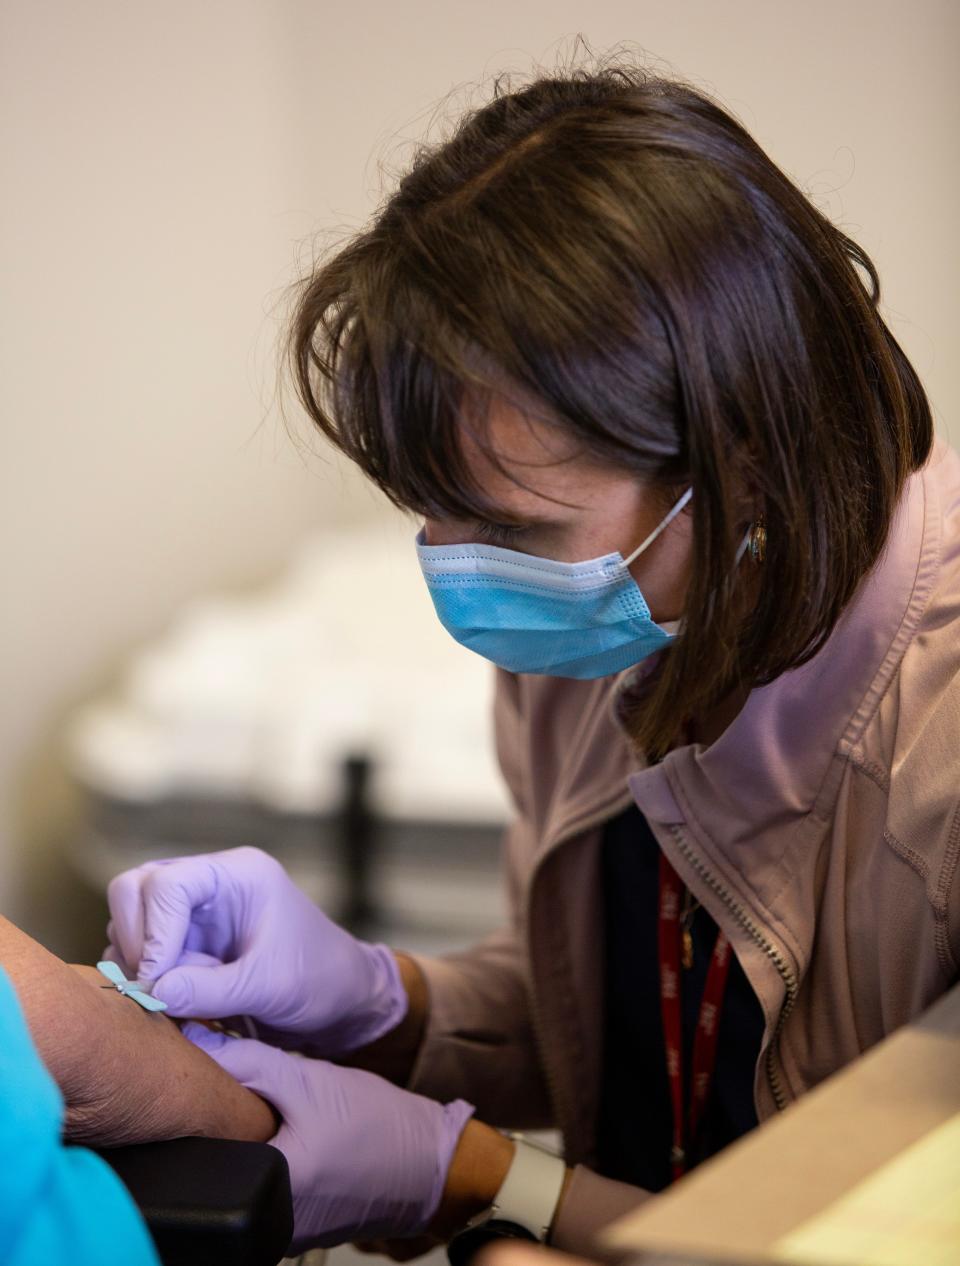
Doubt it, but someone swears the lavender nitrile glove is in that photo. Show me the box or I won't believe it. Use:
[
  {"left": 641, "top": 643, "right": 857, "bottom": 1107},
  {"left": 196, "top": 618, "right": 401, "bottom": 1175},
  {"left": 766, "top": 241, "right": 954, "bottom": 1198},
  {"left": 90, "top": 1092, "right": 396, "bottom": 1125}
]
[
  {"left": 183, "top": 1023, "right": 474, "bottom": 1252},
  {"left": 104, "top": 846, "right": 406, "bottom": 1054}
]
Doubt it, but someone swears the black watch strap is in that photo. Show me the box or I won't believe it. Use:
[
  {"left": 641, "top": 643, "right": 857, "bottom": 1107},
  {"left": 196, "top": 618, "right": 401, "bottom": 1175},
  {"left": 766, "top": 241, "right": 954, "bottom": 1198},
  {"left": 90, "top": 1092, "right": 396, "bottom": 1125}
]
[{"left": 447, "top": 1218, "right": 539, "bottom": 1266}]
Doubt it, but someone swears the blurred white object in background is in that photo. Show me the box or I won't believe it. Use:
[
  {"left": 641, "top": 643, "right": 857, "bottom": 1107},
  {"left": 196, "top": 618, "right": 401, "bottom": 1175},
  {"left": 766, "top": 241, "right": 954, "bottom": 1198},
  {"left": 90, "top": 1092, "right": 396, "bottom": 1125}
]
[{"left": 65, "top": 524, "right": 512, "bottom": 826}]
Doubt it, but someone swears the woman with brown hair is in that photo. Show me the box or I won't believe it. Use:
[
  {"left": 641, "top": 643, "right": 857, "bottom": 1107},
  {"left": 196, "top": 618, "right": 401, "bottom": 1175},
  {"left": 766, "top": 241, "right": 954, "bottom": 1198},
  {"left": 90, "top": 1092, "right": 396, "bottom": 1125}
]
[{"left": 105, "top": 55, "right": 958, "bottom": 1260}]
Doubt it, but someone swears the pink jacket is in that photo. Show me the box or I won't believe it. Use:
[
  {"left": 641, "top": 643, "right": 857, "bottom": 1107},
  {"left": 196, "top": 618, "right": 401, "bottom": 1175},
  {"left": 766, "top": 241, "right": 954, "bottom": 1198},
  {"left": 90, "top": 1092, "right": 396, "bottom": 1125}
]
[{"left": 406, "top": 436, "right": 960, "bottom": 1256}]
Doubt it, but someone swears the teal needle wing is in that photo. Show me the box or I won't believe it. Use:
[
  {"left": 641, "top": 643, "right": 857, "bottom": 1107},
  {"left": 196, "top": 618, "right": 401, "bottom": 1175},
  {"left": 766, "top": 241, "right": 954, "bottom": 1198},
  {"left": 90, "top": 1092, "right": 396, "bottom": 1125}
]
[
  {"left": 125, "top": 988, "right": 168, "bottom": 1013},
  {"left": 96, "top": 959, "right": 126, "bottom": 986}
]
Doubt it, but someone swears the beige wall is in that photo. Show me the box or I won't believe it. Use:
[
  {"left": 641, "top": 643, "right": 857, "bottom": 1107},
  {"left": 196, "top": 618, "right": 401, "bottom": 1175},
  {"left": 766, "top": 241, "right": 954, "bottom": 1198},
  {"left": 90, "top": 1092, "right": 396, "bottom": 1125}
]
[{"left": 1, "top": 2, "right": 956, "bottom": 940}]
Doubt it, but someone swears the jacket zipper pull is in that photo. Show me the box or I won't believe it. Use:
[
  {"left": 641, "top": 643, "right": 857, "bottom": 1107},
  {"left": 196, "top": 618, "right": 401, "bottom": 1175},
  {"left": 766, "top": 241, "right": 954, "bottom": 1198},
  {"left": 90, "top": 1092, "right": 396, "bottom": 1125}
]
[
  {"left": 680, "top": 887, "right": 699, "bottom": 969},
  {"left": 682, "top": 928, "right": 694, "bottom": 970}
]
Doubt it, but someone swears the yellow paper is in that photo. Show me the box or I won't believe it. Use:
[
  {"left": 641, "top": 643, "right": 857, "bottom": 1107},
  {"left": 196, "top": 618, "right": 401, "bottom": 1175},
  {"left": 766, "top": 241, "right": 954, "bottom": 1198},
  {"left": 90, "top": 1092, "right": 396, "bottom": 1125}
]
[{"left": 773, "top": 1114, "right": 960, "bottom": 1266}]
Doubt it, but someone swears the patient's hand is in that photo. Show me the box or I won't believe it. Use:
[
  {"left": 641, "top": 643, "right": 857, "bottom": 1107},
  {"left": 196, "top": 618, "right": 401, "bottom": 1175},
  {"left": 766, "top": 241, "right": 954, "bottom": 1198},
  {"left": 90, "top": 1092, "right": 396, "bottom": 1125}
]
[{"left": 0, "top": 914, "right": 276, "bottom": 1147}]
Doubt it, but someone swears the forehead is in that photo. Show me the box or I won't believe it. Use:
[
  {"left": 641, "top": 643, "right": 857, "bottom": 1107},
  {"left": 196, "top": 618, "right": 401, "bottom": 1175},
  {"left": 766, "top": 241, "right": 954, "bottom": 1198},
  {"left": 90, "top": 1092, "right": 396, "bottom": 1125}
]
[{"left": 460, "top": 394, "right": 629, "bottom": 518}]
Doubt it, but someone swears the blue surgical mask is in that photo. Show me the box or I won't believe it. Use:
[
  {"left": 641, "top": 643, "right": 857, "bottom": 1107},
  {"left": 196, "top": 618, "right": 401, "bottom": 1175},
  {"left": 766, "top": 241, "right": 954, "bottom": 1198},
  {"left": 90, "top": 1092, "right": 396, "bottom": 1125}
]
[{"left": 416, "top": 486, "right": 720, "bottom": 679}]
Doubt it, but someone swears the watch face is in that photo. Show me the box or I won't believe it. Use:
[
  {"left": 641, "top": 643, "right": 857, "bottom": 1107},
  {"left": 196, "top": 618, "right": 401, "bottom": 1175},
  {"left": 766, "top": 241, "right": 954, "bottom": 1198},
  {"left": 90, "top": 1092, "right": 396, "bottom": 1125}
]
[{"left": 447, "top": 1219, "right": 539, "bottom": 1266}]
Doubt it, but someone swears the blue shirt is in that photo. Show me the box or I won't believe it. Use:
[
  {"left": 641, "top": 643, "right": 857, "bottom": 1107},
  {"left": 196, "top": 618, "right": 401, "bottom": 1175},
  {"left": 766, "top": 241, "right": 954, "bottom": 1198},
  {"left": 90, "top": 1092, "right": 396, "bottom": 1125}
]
[
  {"left": 0, "top": 965, "right": 159, "bottom": 1266},
  {"left": 596, "top": 802, "right": 766, "bottom": 1192}
]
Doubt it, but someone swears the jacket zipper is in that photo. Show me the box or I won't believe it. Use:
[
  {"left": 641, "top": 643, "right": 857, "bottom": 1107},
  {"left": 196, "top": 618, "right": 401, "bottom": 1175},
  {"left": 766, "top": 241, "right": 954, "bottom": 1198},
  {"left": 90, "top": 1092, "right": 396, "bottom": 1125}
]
[
  {"left": 667, "top": 823, "right": 799, "bottom": 1112},
  {"left": 524, "top": 784, "right": 800, "bottom": 1161}
]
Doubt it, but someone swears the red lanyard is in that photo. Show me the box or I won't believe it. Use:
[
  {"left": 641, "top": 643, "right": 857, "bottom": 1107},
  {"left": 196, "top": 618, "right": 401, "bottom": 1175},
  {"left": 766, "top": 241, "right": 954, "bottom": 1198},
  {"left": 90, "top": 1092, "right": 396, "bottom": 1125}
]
[{"left": 658, "top": 851, "right": 733, "bottom": 1182}]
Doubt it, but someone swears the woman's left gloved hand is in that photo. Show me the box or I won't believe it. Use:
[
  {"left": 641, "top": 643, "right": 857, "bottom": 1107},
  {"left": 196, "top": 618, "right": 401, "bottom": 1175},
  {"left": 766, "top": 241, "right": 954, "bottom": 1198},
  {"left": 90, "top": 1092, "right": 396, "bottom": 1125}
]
[{"left": 182, "top": 1023, "right": 475, "bottom": 1253}]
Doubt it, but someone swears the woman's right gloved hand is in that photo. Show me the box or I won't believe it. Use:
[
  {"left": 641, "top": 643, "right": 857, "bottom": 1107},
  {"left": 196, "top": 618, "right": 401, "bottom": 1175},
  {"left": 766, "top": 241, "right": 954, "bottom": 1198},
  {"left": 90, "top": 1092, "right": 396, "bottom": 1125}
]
[{"left": 104, "top": 845, "right": 408, "bottom": 1056}]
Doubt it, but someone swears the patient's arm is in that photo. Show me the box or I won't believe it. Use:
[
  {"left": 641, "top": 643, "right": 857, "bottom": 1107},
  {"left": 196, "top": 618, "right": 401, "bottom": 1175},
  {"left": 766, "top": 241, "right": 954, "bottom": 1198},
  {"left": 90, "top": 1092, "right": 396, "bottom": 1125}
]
[{"left": 0, "top": 914, "right": 276, "bottom": 1147}]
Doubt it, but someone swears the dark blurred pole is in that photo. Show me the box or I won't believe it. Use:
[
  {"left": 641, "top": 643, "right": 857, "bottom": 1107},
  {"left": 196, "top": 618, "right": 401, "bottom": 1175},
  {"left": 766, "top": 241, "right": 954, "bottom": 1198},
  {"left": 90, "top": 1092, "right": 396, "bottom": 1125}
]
[{"left": 337, "top": 753, "right": 378, "bottom": 936}]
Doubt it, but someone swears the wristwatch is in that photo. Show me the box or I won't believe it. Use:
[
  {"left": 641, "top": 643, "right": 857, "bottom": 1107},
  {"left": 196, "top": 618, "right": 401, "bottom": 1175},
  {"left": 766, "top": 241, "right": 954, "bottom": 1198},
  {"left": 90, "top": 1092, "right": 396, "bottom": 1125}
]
[
  {"left": 446, "top": 1219, "right": 538, "bottom": 1266},
  {"left": 446, "top": 1132, "right": 568, "bottom": 1266}
]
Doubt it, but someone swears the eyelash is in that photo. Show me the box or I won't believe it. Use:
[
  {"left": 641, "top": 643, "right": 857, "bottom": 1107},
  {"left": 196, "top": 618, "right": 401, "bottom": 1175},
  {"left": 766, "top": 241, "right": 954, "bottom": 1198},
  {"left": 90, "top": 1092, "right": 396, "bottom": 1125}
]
[{"left": 472, "top": 520, "right": 530, "bottom": 547}]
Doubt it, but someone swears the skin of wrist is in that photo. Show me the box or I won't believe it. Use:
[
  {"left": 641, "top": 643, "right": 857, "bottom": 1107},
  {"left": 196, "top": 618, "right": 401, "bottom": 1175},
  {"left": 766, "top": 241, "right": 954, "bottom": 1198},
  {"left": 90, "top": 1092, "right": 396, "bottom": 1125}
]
[
  {"left": 427, "top": 1120, "right": 515, "bottom": 1238},
  {"left": 338, "top": 950, "right": 427, "bottom": 1083},
  {"left": 395, "top": 950, "right": 428, "bottom": 1032},
  {"left": 428, "top": 1123, "right": 575, "bottom": 1242}
]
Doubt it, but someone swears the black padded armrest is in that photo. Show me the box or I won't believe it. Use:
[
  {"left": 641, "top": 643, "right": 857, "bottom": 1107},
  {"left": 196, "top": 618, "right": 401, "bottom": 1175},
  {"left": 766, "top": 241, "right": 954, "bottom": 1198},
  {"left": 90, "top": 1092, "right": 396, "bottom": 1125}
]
[{"left": 95, "top": 1136, "right": 293, "bottom": 1266}]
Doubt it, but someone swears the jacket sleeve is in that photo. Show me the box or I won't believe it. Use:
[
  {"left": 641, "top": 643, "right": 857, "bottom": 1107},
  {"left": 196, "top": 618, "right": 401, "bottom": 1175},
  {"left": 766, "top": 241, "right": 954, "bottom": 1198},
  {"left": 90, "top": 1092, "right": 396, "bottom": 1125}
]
[
  {"left": 549, "top": 1165, "right": 654, "bottom": 1262},
  {"left": 404, "top": 815, "right": 554, "bottom": 1127},
  {"left": 404, "top": 669, "right": 554, "bottom": 1126}
]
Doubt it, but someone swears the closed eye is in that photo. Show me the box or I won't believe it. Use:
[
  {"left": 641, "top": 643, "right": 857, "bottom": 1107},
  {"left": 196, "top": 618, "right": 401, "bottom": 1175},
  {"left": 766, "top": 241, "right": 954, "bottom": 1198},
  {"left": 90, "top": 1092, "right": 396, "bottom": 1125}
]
[{"left": 471, "top": 519, "right": 532, "bottom": 547}]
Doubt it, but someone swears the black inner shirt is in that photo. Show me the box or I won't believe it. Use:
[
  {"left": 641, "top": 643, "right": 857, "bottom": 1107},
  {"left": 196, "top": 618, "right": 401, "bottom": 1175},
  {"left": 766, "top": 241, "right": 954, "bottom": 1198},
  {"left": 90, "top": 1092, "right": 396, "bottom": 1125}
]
[{"left": 596, "top": 801, "right": 766, "bottom": 1193}]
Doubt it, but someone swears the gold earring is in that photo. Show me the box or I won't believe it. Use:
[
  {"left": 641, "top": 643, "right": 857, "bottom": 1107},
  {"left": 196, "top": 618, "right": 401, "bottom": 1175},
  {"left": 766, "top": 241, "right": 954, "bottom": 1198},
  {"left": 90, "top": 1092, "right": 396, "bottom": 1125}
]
[{"left": 748, "top": 514, "right": 767, "bottom": 564}]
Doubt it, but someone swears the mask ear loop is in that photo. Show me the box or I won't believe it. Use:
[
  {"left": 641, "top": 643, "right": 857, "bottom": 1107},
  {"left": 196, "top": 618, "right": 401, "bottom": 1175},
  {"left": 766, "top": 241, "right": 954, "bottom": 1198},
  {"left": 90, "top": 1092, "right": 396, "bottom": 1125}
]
[{"left": 622, "top": 486, "right": 694, "bottom": 568}]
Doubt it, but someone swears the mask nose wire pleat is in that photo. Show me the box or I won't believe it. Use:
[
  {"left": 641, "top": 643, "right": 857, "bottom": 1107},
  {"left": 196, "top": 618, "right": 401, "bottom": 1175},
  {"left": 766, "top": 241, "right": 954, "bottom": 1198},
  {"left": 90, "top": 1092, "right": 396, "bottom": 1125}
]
[{"left": 621, "top": 486, "right": 693, "bottom": 568}]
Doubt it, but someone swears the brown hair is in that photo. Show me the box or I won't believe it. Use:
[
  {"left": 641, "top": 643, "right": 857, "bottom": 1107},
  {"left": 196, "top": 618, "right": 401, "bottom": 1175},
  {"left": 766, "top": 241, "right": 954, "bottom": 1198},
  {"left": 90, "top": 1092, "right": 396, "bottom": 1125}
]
[{"left": 287, "top": 52, "right": 933, "bottom": 760}]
